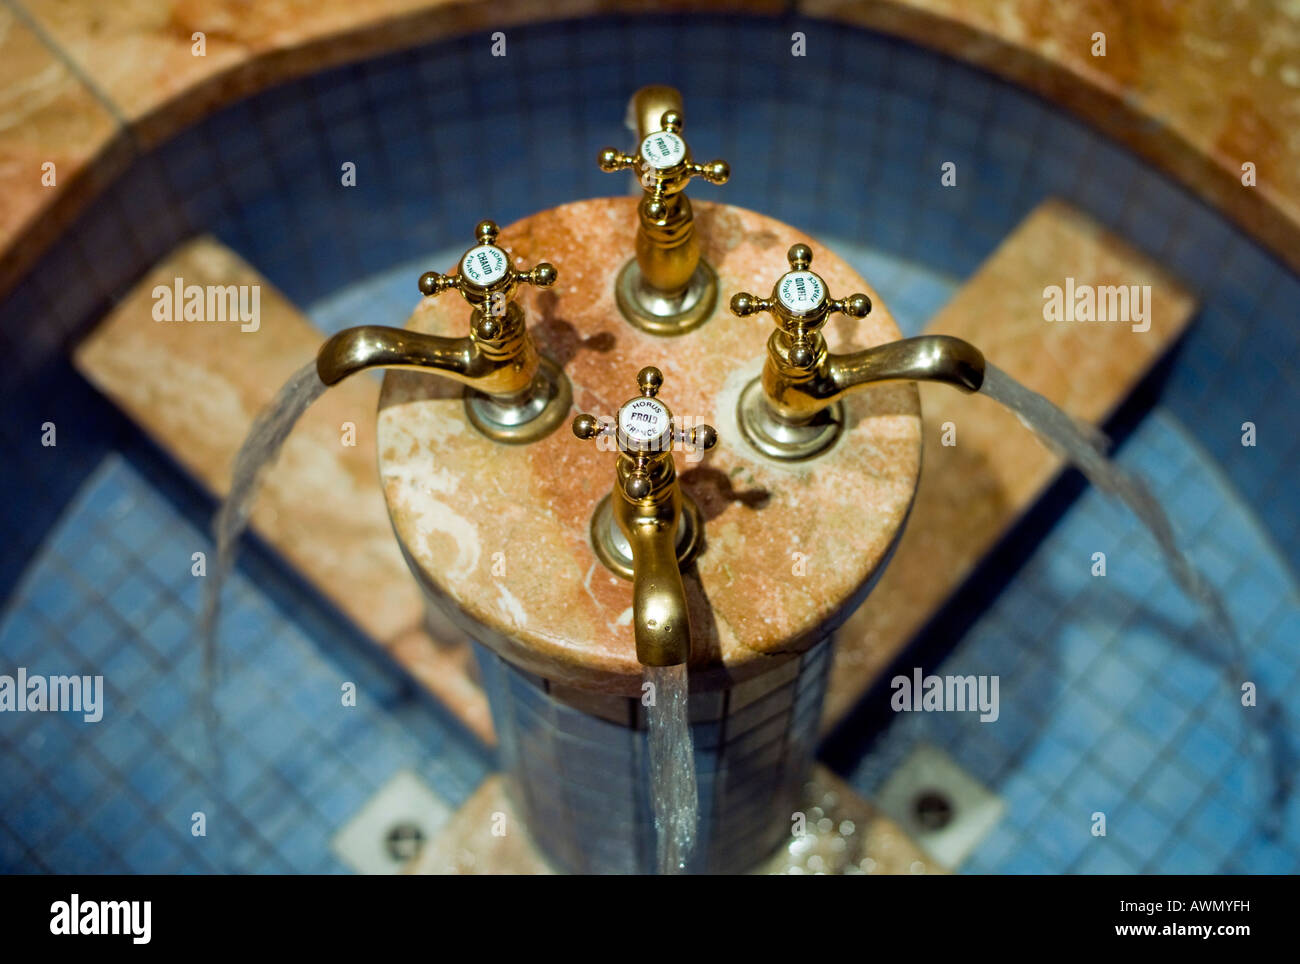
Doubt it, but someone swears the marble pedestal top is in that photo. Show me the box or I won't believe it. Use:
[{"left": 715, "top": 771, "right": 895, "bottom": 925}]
[{"left": 377, "top": 197, "right": 920, "bottom": 695}]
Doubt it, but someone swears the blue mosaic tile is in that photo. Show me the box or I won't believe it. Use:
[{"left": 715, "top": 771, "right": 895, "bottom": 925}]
[
  {"left": 1072, "top": 839, "right": 1141, "bottom": 875},
  {"left": 43, "top": 827, "right": 114, "bottom": 874},
  {"left": 1109, "top": 800, "right": 1176, "bottom": 866},
  {"left": 1161, "top": 836, "right": 1224, "bottom": 874},
  {"left": 1226, "top": 835, "right": 1298, "bottom": 874},
  {"left": 0, "top": 448, "right": 489, "bottom": 871},
  {"left": 853, "top": 411, "right": 1298, "bottom": 873},
  {"left": 997, "top": 841, "right": 1060, "bottom": 874},
  {"left": 1031, "top": 805, "right": 1094, "bottom": 865}
]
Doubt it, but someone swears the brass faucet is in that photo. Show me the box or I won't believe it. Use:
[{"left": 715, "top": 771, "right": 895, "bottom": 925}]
[
  {"left": 316, "top": 220, "right": 571, "bottom": 443},
  {"left": 572, "top": 367, "right": 717, "bottom": 666},
  {"left": 599, "top": 86, "right": 730, "bottom": 335},
  {"left": 730, "top": 244, "right": 986, "bottom": 460}
]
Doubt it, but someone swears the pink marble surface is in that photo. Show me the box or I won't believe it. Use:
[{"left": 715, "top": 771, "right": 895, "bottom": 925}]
[{"left": 377, "top": 197, "right": 921, "bottom": 694}]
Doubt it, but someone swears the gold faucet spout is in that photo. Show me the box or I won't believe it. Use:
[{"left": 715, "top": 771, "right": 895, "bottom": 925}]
[
  {"left": 313, "top": 219, "right": 571, "bottom": 444},
  {"left": 614, "top": 485, "right": 691, "bottom": 667},
  {"left": 318, "top": 324, "right": 473, "bottom": 386},
  {"left": 759, "top": 333, "right": 984, "bottom": 424},
  {"left": 732, "top": 245, "right": 989, "bottom": 459},
  {"left": 830, "top": 335, "right": 985, "bottom": 397},
  {"left": 599, "top": 87, "right": 730, "bottom": 334},
  {"left": 631, "top": 85, "right": 684, "bottom": 143},
  {"left": 573, "top": 366, "right": 716, "bottom": 667}
]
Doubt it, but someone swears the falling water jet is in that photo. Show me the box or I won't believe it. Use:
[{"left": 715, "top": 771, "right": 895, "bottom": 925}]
[
  {"left": 197, "top": 362, "right": 328, "bottom": 775},
  {"left": 979, "top": 364, "right": 1287, "bottom": 822},
  {"left": 646, "top": 663, "right": 698, "bottom": 874}
]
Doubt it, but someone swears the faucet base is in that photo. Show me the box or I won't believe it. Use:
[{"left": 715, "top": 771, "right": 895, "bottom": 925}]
[
  {"left": 588, "top": 493, "right": 703, "bottom": 580},
  {"left": 465, "top": 354, "right": 572, "bottom": 444},
  {"left": 736, "top": 377, "right": 845, "bottom": 461},
  {"left": 614, "top": 257, "right": 718, "bottom": 336}
]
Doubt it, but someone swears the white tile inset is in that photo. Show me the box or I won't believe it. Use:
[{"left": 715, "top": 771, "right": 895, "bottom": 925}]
[
  {"left": 331, "top": 770, "right": 451, "bottom": 874},
  {"left": 875, "top": 742, "right": 1005, "bottom": 869}
]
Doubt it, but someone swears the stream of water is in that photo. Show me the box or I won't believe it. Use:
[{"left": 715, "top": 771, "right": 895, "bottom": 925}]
[
  {"left": 981, "top": 365, "right": 1239, "bottom": 649},
  {"left": 197, "top": 363, "right": 327, "bottom": 769},
  {"left": 646, "top": 663, "right": 699, "bottom": 874},
  {"left": 980, "top": 364, "right": 1287, "bottom": 820}
]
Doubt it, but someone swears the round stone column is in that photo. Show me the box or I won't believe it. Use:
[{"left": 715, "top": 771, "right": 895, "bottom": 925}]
[{"left": 377, "top": 197, "right": 921, "bottom": 873}]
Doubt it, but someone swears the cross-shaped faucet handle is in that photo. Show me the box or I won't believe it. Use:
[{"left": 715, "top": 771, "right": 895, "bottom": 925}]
[
  {"left": 572, "top": 366, "right": 717, "bottom": 500},
  {"left": 729, "top": 244, "right": 871, "bottom": 368},
  {"left": 417, "top": 220, "right": 557, "bottom": 339},
  {"left": 599, "top": 112, "right": 730, "bottom": 219}
]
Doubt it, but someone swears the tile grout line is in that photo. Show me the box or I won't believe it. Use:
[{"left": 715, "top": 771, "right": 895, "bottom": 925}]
[{"left": 3, "top": 0, "right": 133, "bottom": 133}]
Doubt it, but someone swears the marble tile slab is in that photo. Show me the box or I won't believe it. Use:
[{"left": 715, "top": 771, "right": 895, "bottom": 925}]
[{"left": 0, "top": 4, "right": 129, "bottom": 294}]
